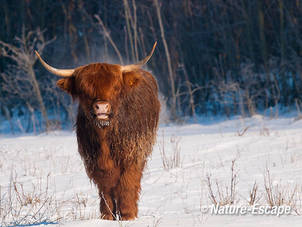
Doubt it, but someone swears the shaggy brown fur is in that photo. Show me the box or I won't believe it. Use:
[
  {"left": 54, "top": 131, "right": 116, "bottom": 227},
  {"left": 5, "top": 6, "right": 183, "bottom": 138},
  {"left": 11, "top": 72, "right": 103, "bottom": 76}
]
[{"left": 57, "top": 63, "right": 160, "bottom": 220}]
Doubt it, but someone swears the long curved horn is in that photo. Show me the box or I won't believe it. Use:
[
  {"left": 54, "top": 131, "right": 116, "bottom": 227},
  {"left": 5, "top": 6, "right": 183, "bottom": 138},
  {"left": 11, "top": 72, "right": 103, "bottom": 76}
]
[
  {"left": 35, "top": 51, "right": 75, "bottom": 77},
  {"left": 121, "top": 42, "right": 157, "bottom": 72}
]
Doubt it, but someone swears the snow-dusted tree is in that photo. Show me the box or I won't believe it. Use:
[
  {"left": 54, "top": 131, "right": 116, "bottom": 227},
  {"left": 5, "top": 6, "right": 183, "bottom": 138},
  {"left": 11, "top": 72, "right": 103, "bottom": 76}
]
[{"left": 0, "top": 27, "right": 54, "bottom": 132}]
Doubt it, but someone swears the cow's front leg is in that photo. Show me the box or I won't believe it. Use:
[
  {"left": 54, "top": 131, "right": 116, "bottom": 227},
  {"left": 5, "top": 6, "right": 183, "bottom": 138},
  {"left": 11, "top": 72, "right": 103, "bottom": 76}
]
[
  {"left": 99, "top": 190, "right": 115, "bottom": 220},
  {"left": 115, "top": 163, "right": 144, "bottom": 220},
  {"left": 94, "top": 167, "right": 120, "bottom": 220},
  {"left": 95, "top": 140, "right": 120, "bottom": 219}
]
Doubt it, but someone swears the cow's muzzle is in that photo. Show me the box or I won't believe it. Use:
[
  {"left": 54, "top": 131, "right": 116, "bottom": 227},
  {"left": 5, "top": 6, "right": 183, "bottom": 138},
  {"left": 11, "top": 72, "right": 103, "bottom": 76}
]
[{"left": 93, "top": 100, "right": 111, "bottom": 120}]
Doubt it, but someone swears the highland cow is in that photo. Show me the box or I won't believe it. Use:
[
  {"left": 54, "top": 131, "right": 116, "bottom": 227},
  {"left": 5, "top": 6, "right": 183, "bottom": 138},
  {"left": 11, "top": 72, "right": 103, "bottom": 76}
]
[{"left": 35, "top": 43, "right": 160, "bottom": 220}]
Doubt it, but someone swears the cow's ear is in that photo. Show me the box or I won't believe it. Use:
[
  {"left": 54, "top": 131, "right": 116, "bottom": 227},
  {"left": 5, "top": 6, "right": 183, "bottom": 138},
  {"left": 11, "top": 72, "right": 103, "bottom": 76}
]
[
  {"left": 57, "top": 77, "right": 76, "bottom": 95},
  {"left": 123, "top": 71, "right": 141, "bottom": 88}
]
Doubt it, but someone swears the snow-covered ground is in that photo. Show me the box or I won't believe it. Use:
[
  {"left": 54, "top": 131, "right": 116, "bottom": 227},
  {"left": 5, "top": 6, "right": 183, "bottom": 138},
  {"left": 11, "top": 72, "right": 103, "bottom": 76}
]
[{"left": 1, "top": 115, "right": 302, "bottom": 226}]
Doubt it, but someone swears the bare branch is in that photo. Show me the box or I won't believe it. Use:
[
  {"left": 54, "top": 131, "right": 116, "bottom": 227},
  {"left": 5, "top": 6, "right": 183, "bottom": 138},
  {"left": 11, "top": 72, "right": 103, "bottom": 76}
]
[{"left": 94, "top": 15, "right": 124, "bottom": 65}]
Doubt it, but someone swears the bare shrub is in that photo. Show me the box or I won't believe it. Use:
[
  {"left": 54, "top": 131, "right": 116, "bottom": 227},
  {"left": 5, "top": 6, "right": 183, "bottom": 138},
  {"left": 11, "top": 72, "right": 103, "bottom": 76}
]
[
  {"left": 237, "top": 126, "right": 250, "bottom": 136},
  {"left": 263, "top": 168, "right": 299, "bottom": 214},
  {"left": 248, "top": 181, "right": 262, "bottom": 206},
  {"left": 0, "top": 173, "right": 60, "bottom": 226},
  {"left": 0, "top": 172, "right": 100, "bottom": 226},
  {"left": 206, "top": 159, "right": 239, "bottom": 206},
  {"left": 158, "top": 132, "right": 182, "bottom": 170},
  {"left": 64, "top": 193, "right": 98, "bottom": 221}
]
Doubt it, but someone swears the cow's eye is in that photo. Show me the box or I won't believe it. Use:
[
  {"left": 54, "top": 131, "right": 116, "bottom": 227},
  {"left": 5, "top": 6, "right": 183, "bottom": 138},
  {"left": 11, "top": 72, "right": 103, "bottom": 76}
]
[
  {"left": 83, "top": 94, "right": 95, "bottom": 103},
  {"left": 113, "top": 85, "right": 120, "bottom": 91}
]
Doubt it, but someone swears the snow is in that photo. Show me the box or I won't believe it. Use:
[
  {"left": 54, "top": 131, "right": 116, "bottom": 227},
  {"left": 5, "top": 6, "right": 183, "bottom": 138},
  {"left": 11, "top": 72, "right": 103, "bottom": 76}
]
[{"left": 1, "top": 115, "right": 302, "bottom": 226}]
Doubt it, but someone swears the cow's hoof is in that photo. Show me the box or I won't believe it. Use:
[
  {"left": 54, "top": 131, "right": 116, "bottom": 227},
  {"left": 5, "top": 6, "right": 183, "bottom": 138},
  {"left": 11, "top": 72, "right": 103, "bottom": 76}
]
[
  {"left": 120, "top": 213, "right": 136, "bottom": 221},
  {"left": 101, "top": 214, "right": 114, "bottom": 220}
]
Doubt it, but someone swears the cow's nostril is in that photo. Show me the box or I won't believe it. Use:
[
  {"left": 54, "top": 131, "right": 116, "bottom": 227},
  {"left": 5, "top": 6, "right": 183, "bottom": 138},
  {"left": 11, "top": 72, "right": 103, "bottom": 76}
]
[{"left": 93, "top": 101, "right": 110, "bottom": 113}]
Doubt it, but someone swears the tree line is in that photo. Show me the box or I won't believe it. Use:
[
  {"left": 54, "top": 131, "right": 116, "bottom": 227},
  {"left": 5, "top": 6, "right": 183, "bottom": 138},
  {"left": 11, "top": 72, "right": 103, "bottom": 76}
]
[{"left": 0, "top": 0, "right": 301, "bottom": 132}]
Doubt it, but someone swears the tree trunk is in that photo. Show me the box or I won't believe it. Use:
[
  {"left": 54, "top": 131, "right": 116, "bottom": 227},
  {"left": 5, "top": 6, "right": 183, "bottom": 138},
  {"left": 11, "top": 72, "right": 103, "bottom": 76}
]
[
  {"left": 28, "top": 66, "right": 50, "bottom": 131},
  {"left": 153, "top": 0, "right": 177, "bottom": 119}
]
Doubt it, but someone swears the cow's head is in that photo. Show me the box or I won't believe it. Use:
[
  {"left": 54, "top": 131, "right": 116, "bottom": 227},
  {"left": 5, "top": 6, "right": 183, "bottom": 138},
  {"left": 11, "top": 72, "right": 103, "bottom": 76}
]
[{"left": 35, "top": 42, "right": 157, "bottom": 127}]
